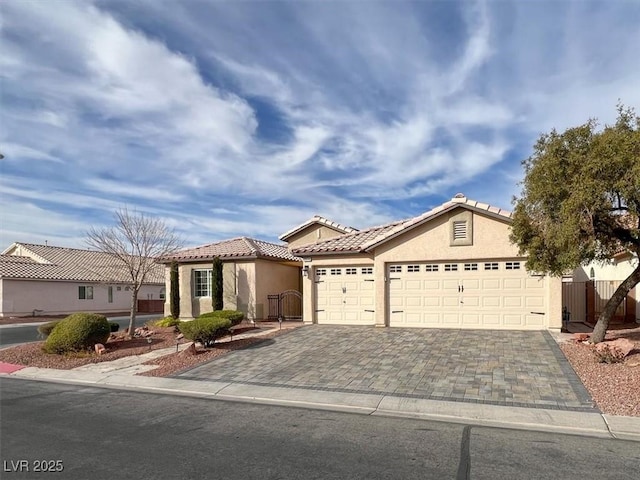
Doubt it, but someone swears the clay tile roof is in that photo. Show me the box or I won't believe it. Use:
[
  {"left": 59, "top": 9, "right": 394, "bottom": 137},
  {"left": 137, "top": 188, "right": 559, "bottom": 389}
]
[
  {"left": 292, "top": 220, "right": 405, "bottom": 255},
  {"left": 163, "top": 237, "right": 301, "bottom": 263},
  {"left": 279, "top": 215, "right": 358, "bottom": 241},
  {"left": 292, "top": 195, "right": 513, "bottom": 255},
  {"left": 0, "top": 243, "right": 164, "bottom": 283}
]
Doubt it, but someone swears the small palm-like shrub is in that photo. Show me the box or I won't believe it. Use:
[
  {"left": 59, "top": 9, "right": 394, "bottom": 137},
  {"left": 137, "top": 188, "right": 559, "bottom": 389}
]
[
  {"left": 37, "top": 320, "right": 61, "bottom": 338},
  {"left": 150, "top": 316, "right": 182, "bottom": 328},
  {"left": 43, "top": 313, "right": 111, "bottom": 354},
  {"left": 179, "top": 316, "right": 232, "bottom": 348},
  {"left": 108, "top": 321, "right": 120, "bottom": 332}
]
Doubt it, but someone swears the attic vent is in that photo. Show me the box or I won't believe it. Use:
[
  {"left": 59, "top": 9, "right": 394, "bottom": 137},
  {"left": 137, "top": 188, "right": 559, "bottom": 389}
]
[{"left": 453, "top": 221, "right": 467, "bottom": 240}]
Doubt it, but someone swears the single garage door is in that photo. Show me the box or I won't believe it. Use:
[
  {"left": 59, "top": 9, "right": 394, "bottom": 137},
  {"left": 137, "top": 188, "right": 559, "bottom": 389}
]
[
  {"left": 315, "top": 266, "right": 375, "bottom": 324},
  {"left": 388, "top": 260, "right": 546, "bottom": 329}
]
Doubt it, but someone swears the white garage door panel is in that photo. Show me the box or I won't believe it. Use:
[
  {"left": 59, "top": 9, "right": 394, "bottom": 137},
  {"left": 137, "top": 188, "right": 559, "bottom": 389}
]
[
  {"left": 388, "top": 261, "right": 547, "bottom": 329},
  {"left": 525, "top": 314, "right": 545, "bottom": 326},
  {"left": 483, "top": 297, "right": 500, "bottom": 307},
  {"left": 315, "top": 266, "right": 375, "bottom": 325},
  {"left": 483, "top": 279, "right": 501, "bottom": 289}
]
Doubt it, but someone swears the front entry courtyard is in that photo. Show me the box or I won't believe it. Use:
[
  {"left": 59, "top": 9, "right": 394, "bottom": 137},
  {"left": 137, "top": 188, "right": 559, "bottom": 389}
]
[{"left": 178, "top": 326, "right": 595, "bottom": 411}]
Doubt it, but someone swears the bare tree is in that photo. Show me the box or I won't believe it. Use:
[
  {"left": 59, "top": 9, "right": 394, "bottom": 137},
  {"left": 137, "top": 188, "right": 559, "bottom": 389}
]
[{"left": 86, "top": 208, "right": 183, "bottom": 336}]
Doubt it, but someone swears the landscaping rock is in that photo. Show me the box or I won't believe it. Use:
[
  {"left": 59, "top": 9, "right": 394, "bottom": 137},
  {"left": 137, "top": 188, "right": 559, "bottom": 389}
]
[
  {"left": 179, "top": 342, "right": 197, "bottom": 357},
  {"left": 572, "top": 333, "right": 590, "bottom": 342},
  {"left": 606, "top": 338, "right": 635, "bottom": 358},
  {"left": 94, "top": 343, "right": 106, "bottom": 355}
]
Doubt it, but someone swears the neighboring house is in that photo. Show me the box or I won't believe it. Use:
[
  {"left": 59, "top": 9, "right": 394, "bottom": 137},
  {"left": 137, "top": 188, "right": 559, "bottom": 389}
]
[
  {"left": 567, "top": 252, "right": 639, "bottom": 324},
  {"left": 0, "top": 243, "right": 165, "bottom": 317},
  {"left": 280, "top": 215, "right": 358, "bottom": 250},
  {"left": 292, "top": 194, "right": 562, "bottom": 331},
  {"left": 160, "top": 237, "right": 302, "bottom": 320}
]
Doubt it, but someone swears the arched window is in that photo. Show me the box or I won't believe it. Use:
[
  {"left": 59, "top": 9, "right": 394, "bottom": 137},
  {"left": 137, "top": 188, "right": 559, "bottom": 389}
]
[{"left": 589, "top": 267, "right": 595, "bottom": 279}]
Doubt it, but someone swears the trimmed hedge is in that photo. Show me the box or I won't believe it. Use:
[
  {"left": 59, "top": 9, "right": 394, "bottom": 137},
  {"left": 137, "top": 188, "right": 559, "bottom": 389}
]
[
  {"left": 178, "top": 316, "right": 232, "bottom": 348},
  {"left": 197, "top": 310, "right": 244, "bottom": 326},
  {"left": 37, "top": 321, "right": 61, "bottom": 338},
  {"left": 43, "top": 313, "right": 111, "bottom": 354}
]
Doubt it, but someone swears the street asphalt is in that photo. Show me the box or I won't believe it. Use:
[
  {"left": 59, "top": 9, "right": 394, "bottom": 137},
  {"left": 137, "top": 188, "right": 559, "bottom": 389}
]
[
  {"left": 2, "top": 378, "right": 639, "bottom": 480},
  {"left": 1, "top": 323, "right": 639, "bottom": 443}
]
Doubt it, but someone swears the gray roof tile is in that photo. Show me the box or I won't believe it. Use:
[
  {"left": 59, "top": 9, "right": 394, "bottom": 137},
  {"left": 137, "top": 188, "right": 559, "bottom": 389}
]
[
  {"left": 0, "top": 244, "right": 164, "bottom": 283},
  {"left": 163, "top": 237, "right": 301, "bottom": 263}
]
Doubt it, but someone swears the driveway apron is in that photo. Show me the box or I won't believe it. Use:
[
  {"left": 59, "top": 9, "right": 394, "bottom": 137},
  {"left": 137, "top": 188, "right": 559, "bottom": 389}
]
[{"left": 177, "top": 326, "right": 596, "bottom": 411}]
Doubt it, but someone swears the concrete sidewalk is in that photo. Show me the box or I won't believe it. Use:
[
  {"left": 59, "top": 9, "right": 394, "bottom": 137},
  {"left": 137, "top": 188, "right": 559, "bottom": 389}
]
[
  {"left": 2, "top": 363, "right": 638, "bottom": 442},
  {"left": 2, "top": 324, "right": 639, "bottom": 442}
]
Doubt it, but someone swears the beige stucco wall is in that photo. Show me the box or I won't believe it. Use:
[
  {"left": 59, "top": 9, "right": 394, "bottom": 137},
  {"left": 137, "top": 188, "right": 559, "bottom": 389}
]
[
  {"left": 254, "top": 259, "right": 301, "bottom": 319},
  {"left": 300, "top": 208, "right": 562, "bottom": 330},
  {"left": 286, "top": 225, "right": 347, "bottom": 249},
  {"left": 0, "top": 278, "right": 163, "bottom": 317},
  {"left": 168, "top": 261, "right": 258, "bottom": 319},
  {"left": 167, "top": 259, "right": 301, "bottom": 321}
]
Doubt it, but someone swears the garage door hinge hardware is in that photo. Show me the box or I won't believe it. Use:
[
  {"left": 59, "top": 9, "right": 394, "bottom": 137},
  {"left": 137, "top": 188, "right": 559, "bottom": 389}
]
[{"left": 457, "top": 285, "right": 464, "bottom": 293}]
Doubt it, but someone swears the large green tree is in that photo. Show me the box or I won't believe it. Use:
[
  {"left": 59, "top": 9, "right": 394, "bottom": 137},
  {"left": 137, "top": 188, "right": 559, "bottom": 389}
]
[{"left": 510, "top": 106, "right": 640, "bottom": 343}]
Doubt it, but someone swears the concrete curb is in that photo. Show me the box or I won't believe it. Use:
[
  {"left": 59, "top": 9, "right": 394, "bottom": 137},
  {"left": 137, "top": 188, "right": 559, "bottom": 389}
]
[{"left": 6, "top": 368, "right": 636, "bottom": 441}]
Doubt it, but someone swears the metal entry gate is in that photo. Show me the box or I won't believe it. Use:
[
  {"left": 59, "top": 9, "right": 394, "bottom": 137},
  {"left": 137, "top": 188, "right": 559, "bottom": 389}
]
[{"left": 267, "top": 290, "right": 302, "bottom": 320}]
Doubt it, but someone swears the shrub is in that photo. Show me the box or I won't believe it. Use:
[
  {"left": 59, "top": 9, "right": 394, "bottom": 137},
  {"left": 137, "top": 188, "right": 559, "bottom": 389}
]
[
  {"left": 37, "top": 321, "right": 61, "bottom": 338},
  {"left": 108, "top": 321, "right": 120, "bottom": 332},
  {"left": 43, "top": 313, "right": 111, "bottom": 354},
  {"left": 150, "top": 316, "right": 182, "bottom": 328},
  {"left": 170, "top": 261, "right": 180, "bottom": 319},
  {"left": 179, "top": 316, "right": 232, "bottom": 348},
  {"left": 197, "top": 310, "right": 244, "bottom": 326},
  {"left": 212, "top": 257, "right": 223, "bottom": 311}
]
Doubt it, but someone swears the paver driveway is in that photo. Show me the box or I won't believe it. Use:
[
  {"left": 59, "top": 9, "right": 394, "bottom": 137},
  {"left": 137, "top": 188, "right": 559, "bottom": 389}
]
[{"left": 178, "top": 326, "right": 595, "bottom": 411}]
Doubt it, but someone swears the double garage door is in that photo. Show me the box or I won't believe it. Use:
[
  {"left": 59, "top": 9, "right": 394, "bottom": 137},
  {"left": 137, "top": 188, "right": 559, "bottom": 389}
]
[
  {"left": 315, "top": 260, "right": 547, "bottom": 329},
  {"left": 389, "top": 260, "right": 547, "bottom": 329}
]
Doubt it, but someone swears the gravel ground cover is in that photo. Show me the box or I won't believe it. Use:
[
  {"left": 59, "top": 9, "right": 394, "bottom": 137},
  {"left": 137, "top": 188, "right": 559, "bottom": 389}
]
[{"left": 559, "top": 326, "right": 640, "bottom": 417}]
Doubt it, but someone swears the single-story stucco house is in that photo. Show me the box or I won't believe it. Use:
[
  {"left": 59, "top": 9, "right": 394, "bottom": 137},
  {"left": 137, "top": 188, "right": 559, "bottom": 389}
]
[
  {"left": 292, "top": 194, "right": 562, "bottom": 330},
  {"left": 0, "top": 243, "right": 165, "bottom": 317},
  {"left": 160, "top": 237, "right": 302, "bottom": 320}
]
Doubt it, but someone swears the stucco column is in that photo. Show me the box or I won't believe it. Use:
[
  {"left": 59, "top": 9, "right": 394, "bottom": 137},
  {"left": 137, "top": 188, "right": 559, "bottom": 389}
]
[
  {"left": 547, "top": 276, "right": 562, "bottom": 330},
  {"left": 302, "top": 265, "right": 315, "bottom": 324},
  {"left": 179, "top": 265, "right": 193, "bottom": 319},
  {"left": 374, "top": 259, "right": 387, "bottom": 327}
]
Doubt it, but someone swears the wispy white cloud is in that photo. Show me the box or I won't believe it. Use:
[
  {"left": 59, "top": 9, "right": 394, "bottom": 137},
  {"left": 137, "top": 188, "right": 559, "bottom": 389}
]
[{"left": 1, "top": 0, "right": 638, "bottom": 251}]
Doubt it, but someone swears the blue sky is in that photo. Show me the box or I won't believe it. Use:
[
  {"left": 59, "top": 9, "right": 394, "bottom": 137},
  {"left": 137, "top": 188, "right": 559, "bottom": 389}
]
[{"left": 1, "top": 0, "right": 639, "bottom": 251}]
